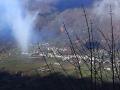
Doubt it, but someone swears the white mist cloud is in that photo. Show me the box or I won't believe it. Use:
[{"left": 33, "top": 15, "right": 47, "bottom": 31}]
[
  {"left": 0, "top": 0, "right": 35, "bottom": 52},
  {"left": 93, "top": 0, "right": 120, "bottom": 19}
]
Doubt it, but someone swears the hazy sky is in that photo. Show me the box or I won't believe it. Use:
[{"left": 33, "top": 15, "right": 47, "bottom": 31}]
[{"left": 55, "top": 0, "right": 94, "bottom": 11}]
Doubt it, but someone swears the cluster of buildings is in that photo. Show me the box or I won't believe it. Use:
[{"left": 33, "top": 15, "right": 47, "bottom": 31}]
[{"left": 20, "top": 43, "right": 120, "bottom": 72}]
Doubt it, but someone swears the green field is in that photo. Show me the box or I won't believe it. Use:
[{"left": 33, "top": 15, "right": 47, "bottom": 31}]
[
  {"left": 0, "top": 55, "right": 75, "bottom": 76},
  {"left": 0, "top": 54, "right": 113, "bottom": 82}
]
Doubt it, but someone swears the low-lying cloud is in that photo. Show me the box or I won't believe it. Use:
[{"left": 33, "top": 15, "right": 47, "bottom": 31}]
[
  {"left": 93, "top": 0, "right": 120, "bottom": 19},
  {"left": 0, "top": 0, "right": 35, "bottom": 52}
]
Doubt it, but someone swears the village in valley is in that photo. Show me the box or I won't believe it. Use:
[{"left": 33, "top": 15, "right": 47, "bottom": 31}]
[{"left": 1, "top": 42, "right": 114, "bottom": 74}]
